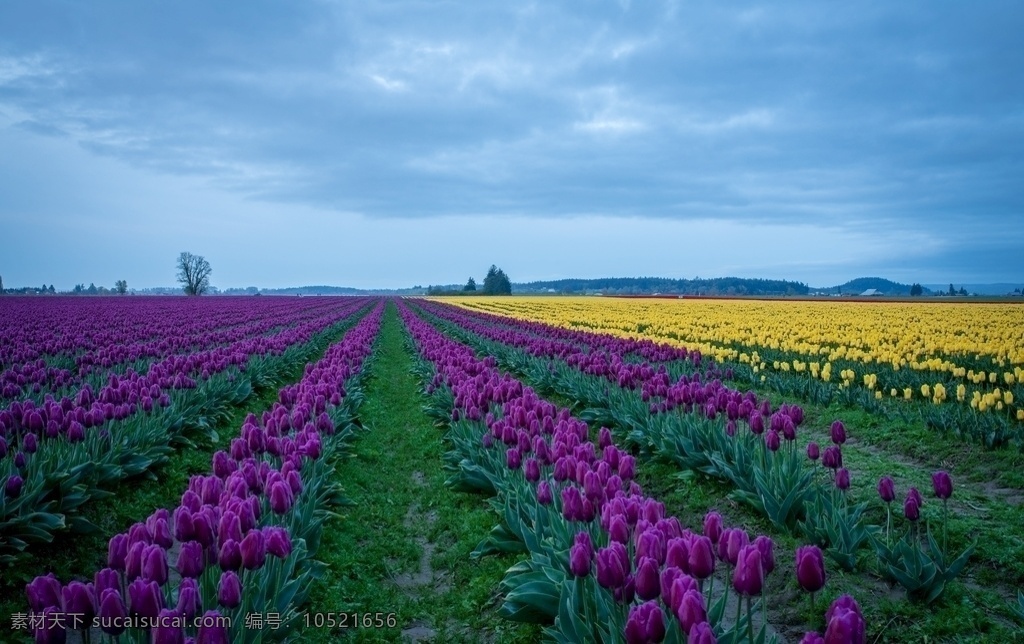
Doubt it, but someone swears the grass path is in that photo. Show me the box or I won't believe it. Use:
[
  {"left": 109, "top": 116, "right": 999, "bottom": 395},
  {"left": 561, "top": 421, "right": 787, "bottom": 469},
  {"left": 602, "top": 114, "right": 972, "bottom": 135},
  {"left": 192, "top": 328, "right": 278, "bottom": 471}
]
[{"left": 301, "top": 304, "right": 539, "bottom": 643}]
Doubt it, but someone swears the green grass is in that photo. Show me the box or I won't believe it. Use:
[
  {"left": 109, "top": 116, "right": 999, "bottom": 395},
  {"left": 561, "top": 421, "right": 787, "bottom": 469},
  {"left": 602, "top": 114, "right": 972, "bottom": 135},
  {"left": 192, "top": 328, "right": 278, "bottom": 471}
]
[{"left": 300, "top": 304, "right": 540, "bottom": 643}]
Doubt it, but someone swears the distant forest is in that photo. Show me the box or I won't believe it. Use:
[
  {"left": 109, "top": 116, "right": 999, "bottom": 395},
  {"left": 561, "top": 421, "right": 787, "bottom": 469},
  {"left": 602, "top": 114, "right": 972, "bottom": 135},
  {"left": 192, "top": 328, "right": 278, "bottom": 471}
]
[{"left": 514, "top": 277, "right": 809, "bottom": 296}]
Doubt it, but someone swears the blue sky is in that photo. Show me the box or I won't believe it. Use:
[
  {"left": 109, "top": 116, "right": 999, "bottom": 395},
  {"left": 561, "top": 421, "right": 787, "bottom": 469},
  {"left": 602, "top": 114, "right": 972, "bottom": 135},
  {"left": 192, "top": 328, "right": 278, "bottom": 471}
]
[{"left": 1, "top": 1, "right": 1022, "bottom": 290}]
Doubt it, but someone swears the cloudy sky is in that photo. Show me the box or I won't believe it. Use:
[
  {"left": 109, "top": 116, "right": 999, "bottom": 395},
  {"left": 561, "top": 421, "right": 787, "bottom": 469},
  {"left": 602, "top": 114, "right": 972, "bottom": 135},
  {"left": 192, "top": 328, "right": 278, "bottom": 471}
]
[{"left": 1, "top": 1, "right": 1021, "bottom": 290}]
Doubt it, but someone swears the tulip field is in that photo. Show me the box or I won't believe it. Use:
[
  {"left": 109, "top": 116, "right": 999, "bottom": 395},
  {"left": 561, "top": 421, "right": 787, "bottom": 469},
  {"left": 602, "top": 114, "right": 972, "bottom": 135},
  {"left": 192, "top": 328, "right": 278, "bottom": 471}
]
[{"left": 2, "top": 296, "right": 1023, "bottom": 643}]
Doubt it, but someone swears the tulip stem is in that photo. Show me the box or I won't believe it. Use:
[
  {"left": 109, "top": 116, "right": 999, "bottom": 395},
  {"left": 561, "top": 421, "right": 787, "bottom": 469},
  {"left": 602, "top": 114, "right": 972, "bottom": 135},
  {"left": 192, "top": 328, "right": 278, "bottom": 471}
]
[
  {"left": 885, "top": 503, "right": 892, "bottom": 548},
  {"left": 942, "top": 498, "right": 949, "bottom": 556},
  {"left": 747, "top": 596, "right": 754, "bottom": 644},
  {"left": 735, "top": 593, "right": 743, "bottom": 638}
]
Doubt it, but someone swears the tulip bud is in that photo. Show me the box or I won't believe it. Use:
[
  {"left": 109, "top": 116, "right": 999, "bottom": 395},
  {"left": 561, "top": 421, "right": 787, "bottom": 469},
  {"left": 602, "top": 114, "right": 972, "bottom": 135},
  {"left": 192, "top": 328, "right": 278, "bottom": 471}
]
[
  {"left": 5, "top": 475, "right": 24, "bottom": 498},
  {"left": 835, "top": 468, "right": 851, "bottom": 491},
  {"left": 177, "top": 541, "right": 205, "bottom": 578},
  {"left": 830, "top": 420, "right": 846, "bottom": 445},
  {"left": 877, "top": 476, "right": 896, "bottom": 503},
  {"left": 732, "top": 545, "right": 764, "bottom": 596},
  {"left": 931, "top": 471, "right": 953, "bottom": 500},
  {"left": 688, "top": 622, "right": 717, "bottom": 644},
  {"left": 269, "top": 480, "right": 293, "bottom": 515},
  {"left": 98, "top": 588, "right": 128, "bottom": 636},
  {"left": 153, "top": 607, "right": 185, "bottom": 644},
  {"left": 596, "top": 543, "right": 629, "bottom": 589},
  {"left": 822, "top": 446, "right": 842, "bottom": 470},
  {"left": 536, "top": 481, "right": 552, "bottom": 505},
  {"left": 218, "top": 538, "right": 242, "bottom": 571},
  {"left": 127, "top": 578, "right": 163, "bottom": 618},
  {"left": 634, "top": 556, "right": 661, "bottom": 600},
  {"left": 26, "top": 573, "right": 62, "bottom": 612},
  {"left": 765, "top": 430, "right": 781, "bottom": 452},
  {"left": 570, "top": 542, "right": 593, "bottom": 577},
  {"left": 754, "top": 535, "right": 775, "bottom": 574},
  {"left": 675, "top": 589, "right": 707, "bottom": 635},
  {"left": 196, "top": 610, "right": 231, "bottom": 644},
  {"left": 33, "top": 606, "right": 67, "bottom": 644},
  {"left": 824, "top": 595, "right": 866, "bottom": 644},
  {"left": 625, "top": 601, "right": 665, "bottom": 644},
  {"left": 265, "top": 527, "right": 292, "bottom": 559},
  {"left": 795, "top": 545, "right": 825, "bottom": 593},
  {"left": 702, "top": 511, "right": 723, "bottom": 544},
  {"left": 688, "top": 536, "right": 715, "bottom": 580},
  {"left": 94, "top": 568, "right": 119, "bottom": 598},
  {"left": 218, "top": 571, "right": 242, "bottom": 608},
  {"left": 142, "top": 544, "right": 168, "bottom": 586},
  {"left": 240, "top": 529, "right": 266, "bottom": 570},
  {"left": 904, "top": 495, "right": 920, "bottom": 522},
  {"left": 176, "top": 578, "right": 202, "bottom": 621},
  {"left": 799, "top": 634, "right": 824, "bottom": 644}
]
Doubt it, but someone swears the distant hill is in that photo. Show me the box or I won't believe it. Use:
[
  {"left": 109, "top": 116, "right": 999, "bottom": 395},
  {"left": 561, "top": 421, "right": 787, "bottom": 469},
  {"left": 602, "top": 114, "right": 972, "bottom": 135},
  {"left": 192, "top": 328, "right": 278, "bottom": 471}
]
[
  {"left": 513, "top": 276, "right": 809, "bottom": 296},
  {"left": 812, "top": 277, "right": 927, "bottom": 296},
  {"left": 923, "top": 283, "right": 1024, "bottom": 296}
]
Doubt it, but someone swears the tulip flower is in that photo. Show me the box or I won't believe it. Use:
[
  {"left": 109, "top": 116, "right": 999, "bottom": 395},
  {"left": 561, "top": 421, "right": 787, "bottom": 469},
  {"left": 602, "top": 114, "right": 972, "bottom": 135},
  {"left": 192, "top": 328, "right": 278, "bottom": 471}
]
[
  {"left": 719, "top": 528, "right": 749, "bottom": 566},
  {"left": 196, "top": 610, "right": 231, "bottom": 644},
  {"left": 177, "top": 540, "right": 205, "bottom": 578},
  {"left": 835, "top": 468, "right": 851, "bottom": 491},
  {"left": 877, "top": 476, "right": 896, "bottom": 503},
  {"left": 675, "top": 589, "right": 707, "bottom": 635},
  {"left": 625, "top": 601, "right": 666, "bottom": 644},
  {"left": 688, "top": 536, "right": 715, "bottom": 581},
  {"left": 596, "top": 543, "right": 629, "bottom": 589},
  {"left": 128, "top": 578, "right": 163, "bottom": 618},
  {"left": 688, "top": 622, "right": 717, "bottom": 644},
  {"left": 62, "top": 581, "right": 97, "bottom": 628},
  {"left": 536, "top": 481, "right": 553, "bottom": 505},
  {"left": 795, "top": 545, "right": 826, "bottom": 600},
  {"left": 799, "top": 634, "right": 824, "bottom": 644},
  {"left": 33, "top": 607, "right": 67, "bottom": 644},
  {"left": 765, "top": 430, "right": 781, "bottom": 452},
  {"left": 98, "top": 588, "right": 128, "bottom": 636},
  {"left": 904, "top": 495, "right": 920, "bottom": 522},
  {"left": 240, "top": 529, "right": 267, "bottom": 570},
  {"left": 153, "top": 608, "right": 185, "bottom": 644},
  {"left": 806, "top": 442, "right": 820, "bottom": 461},
  {"left": 5, "top": 475, "right": 23, "bottom": 498},
  {"left": 26, "top": 573, "right": 62, "bottom": 612},
  {"left": 570, "top": 542, "right": 593, "bottom": 578},
  {"left": 931, "top": 471, "right": 953, "bottom": 500},
  {"left": 177, "top": 578, "right": 202, "bottom": 621},
  {"left": 822, "top": 446, "right": 842, "bottom": 470},
  {"left": 634, "top": 556, "right": 661, "bottom": 600},
  {"left": 142, "top": 544, "right": 169, "bottom": 585},
  {"left": 219, "top": 539, "right": 242, "bottom": 571},
  {"left": 265, "top": 526, "right": 293, "bottom": 559},
  {"left": 218, "top": 571, "right": 242, "bottom": 609},
  {"left": 94, "top": 568, "right": 119, "bottom": 598},
  {"left": 824, "top": 595, "right": 865, "bottom": 644},
  {"left": 754, "top": 535, "right": 775, "bottom": 574},
  {"left": 733, "top": 545, "right": 764, "bottom": 597},
  {"left": 830, "top": 420, "right": 846, "bottom": 445}
]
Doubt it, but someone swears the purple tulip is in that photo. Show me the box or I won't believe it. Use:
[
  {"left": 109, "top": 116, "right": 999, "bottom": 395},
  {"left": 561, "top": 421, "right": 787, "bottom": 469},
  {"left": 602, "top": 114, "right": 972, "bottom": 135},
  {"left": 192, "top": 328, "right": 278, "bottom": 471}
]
[
  {"left": 218, "top": 539, "right": 242, "bottom": 571},
  {"left": 703, "top": 511, "right": 723, "bottom": 544},
  {"left": 666, "top": 537, "right": 690, "bottom": 572},
  {"left": 609, "top": 514, "right": 630, "bottom": 544},
  {"left": 675, "top": 589, "right": 707, "bottom": 635},
  {"left": 835, "top": 468, "right": 851, "bottom": 491},
  {"left": 26, "top": 573, "right": 62, "bottom": 612},
  {"left": 196, "top": 610, "right": 231, "bottom": 644},
  {"left": 765, "top": 430, "right": 781, "bottom": 452},
  {"left": 525, "top": 458, "right": 540, "bottom": 482},
  {"left": 177, "top": 541, "right": 205, "bottom": 578},
  {"left": 719, "top": 528, "right": 749, "bottom": 566},
  {"left": 830, "top": 420, "right": 846, "bottom": 445},
  {"left": 98, "top": 588, "right": 128, "bottom": 636},
  {"left": 688, "top": 622, "right": 717, "bottom": 644},
  {"left": 904, "top": 495, "right": 920, "bottom": 522},
  {"left": 800, "top": 634, "right": 824, "bottom": 644},
  {"left": 33, "top": 606, "right": 67, "bottom": 644},
  {"left": 822, "top": 446, "right": 842, "bottom": 470},
  {"left": 931, "top": 471, "right": 953, "bottom": 500},
  {"left": 733, "top": 545, "right": 764, "bottom": 596},
  {"left": 5, "top": 475, "right": 23, "bottom": 498},
  {"left": 569, "top": 541, "right": 593, "bottom": 577},
  {"left": 749, "top": 413, "right": 765, "bottom": 435},
  {"left": 240, "top": 529, "right": 267, "bottom": 570},
  {"left": 908, "top": 486, "right": 923, "bottom": 507},
  {"left": 634, "top": 556, "right": 661, "bottom": 600},
  {"left": 142, "top": 544, "right": 169, "bottom": 585},
  {"left": 625, "top": 601, "right": 666, "bottom": 644},
  {"left": 23, "top": 432, "right": 39, "bottom": 453},
  {"left": 265, "top": 526, "right": 293, "bottom": 559},
  {"left": 877, "top": 476, "right": 896, "bottom": 503},
  {"left": 806, "top": 442, "right": 820, "bottom": 461},
  {"left": 177, "top": 578, "right": 202, "bottom": 621},
  {"left": 795, "top": 545, "right": 825, "bottom": 593},
  {"left": 269, "top": 480, "right": 293, "bottom": 515},
  {"left": 218, "top": 571, "right": 242, "bottom": 608},
  {"left": 597, "top": 542, "right": 629, "bottom": 589},
  {"left": 688, "top": 536, "right": 715, "bottom": 580},
  {"left": 536, "top": 481, "right": 553, "bottom": 505},
  {"left": 754, "top": 535, "right": 775, "bottom": 574},
  {"left": 61, "top": 581, "right": 97, "bottom": 627},
  {"left": 128, "top": 578, "right": 163, "bottom": 618},
  {"left": 153, "top": 608, "right": 186, "bottom": 644},
  {"left": 824, "top": 595, "right": 866, "bottom": 644},
  {"left": 94, "top": 568, "right": 119, "bottom": 598}
]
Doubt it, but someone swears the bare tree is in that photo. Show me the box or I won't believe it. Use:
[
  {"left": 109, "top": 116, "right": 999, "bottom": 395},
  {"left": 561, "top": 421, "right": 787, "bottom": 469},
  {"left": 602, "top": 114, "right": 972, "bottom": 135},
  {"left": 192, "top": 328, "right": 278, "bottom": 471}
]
[
  {"left": 176, "top": 252, "right": 212, "bottom": 296},
  {"left": 115, "top": 280, "right": 128, "bottom": 295}
]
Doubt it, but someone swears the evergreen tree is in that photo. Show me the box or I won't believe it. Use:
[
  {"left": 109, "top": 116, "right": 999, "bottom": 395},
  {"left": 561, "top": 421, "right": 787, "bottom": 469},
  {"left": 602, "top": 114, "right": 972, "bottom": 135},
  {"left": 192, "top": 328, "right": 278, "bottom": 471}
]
[
  {"left": 910, "top": 283, "right": 923, "bottom": 296},
  {"left": 463, "top": 277, "right": 477, "bottom": 292},
  {"left": 482, "top": 265, "right": 512, "bottom": 295}
]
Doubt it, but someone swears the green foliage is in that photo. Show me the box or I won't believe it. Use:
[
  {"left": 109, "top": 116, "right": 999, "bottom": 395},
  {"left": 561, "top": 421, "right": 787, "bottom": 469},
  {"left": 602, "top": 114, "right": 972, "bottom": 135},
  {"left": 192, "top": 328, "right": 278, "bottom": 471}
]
[{"left": 483, "top": 265, "right": 512, "bottom": 295}]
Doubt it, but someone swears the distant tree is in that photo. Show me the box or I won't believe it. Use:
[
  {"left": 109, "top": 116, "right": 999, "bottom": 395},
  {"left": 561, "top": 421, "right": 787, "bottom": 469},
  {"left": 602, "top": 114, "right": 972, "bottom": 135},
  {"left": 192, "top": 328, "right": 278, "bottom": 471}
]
[
  {"left": 958, "top": 287, "right": 967, "bottom": 296},
  {"left": 910, "top": 283, "right": 923, "bottom": 296},
  {"left": 48, "top": 285, "right": 55, "bottom": 294},
  {"left": 463, "top": 277, "right": 477, "bottom": 292},
  {"left": 948, "top": 283, "right": 956, "bottom": 296},
  {"left": 482, "top": 265, "right": 512, "bottom": 295},
  {"left": 176, "top": 252, "right": 213, "bottom": 296},
  {"left": 0, "top": 274, "right": 4, "bottom": 294},
  {"left": 73, "top": 284, "right": 84, "bottom": 294},
  {"left": 87, "top": 282, "right": 98, "bottom": 295},
  {"left": 115, "top": 280, "right": 128, "bottom": 295}
]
